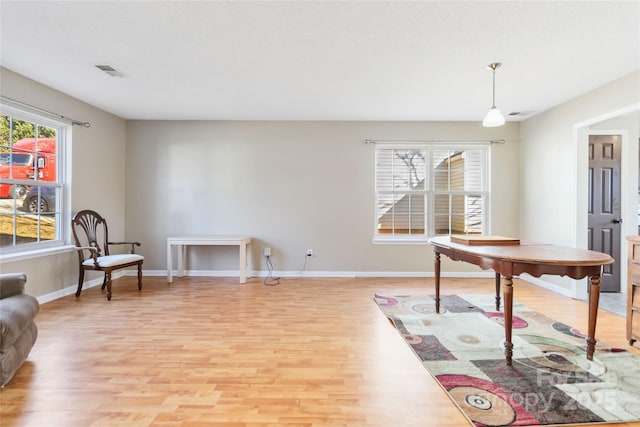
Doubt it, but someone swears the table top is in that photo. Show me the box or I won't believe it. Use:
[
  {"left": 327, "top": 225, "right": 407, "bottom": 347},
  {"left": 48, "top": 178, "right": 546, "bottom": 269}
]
[
  {"left": 429, "top": 236, "right": 614, "bottom": 267},
  {"left": 167, "top": 236, "right": 251, "bottom": 243}
]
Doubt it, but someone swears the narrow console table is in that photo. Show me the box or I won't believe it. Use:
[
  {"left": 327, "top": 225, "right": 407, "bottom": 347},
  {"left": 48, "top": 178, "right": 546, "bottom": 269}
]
[
  {"left": 166, "top": 236, "right": 252, "bottom": 284},
  {"left": 429, "top": 236, "right": 614, "bottom": 366}
]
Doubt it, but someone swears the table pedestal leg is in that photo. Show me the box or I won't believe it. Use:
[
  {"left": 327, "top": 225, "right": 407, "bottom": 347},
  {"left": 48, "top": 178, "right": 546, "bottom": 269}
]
[
  {"left": 434, "top": 252, "right": 441, "bottom": 313},
  {"left": 503, "top": 276, "right": 514, "bottom": 366},
  {"left": 586, "top": 275, "right": 601, "bottom": 361}
]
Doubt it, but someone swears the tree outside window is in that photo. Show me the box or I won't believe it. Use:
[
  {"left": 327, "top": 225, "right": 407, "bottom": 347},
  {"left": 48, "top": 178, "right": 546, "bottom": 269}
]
[{"left": 0, "top": 111, "right": 64, "bottom": 252}]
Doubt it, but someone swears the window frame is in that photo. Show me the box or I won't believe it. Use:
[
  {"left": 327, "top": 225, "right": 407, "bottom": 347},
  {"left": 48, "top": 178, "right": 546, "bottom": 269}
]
[
  {"left": 373, "top": 142, "right": 491, "bottom": 243},
  {"left": 0, "top": 105, "right": 71, "bottom": 258}
]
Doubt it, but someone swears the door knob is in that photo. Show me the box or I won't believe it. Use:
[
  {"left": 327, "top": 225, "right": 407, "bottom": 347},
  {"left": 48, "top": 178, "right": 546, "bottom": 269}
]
[{"left": 612, "top": 218, "right": 623, "bottom": 224}]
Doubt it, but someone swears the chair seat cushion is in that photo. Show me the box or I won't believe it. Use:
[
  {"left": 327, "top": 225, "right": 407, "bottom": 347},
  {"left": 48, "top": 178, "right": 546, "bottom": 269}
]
[{"left": 82, "top": 254, "right": 144, "bottom": 268}]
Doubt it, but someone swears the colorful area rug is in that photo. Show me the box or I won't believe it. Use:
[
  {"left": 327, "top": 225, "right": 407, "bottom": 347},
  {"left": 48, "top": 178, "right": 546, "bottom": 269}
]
[{"left": 374, "top": 293, "right": 640, "bottom": 426}]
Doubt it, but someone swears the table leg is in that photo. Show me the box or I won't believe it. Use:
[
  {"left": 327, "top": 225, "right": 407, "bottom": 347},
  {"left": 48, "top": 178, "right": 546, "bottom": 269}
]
[
  {"left": 503, "top": 276, "right": 514, "bottom": 366},
  {"left": 434, "top": 251, "right": 441, "bottom": 314},
  {"left": 167, "top": 241, "right": 173, "bottom": 283},
  {"left": 177, "top": 245, "right": 185, "bottom": 278},
  {"left": 495, "top": 272, "right": 501, "bottom": 310},
  {"left": 586, "top": 274, "right": 601, "bottom": 361},
  {"left": 239, "top": 241, "right": 247, "bottom": 284}
]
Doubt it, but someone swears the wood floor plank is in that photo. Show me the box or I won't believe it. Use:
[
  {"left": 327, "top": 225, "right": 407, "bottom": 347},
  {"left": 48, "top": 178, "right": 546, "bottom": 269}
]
[{"left": 1, "top": 276, "right": 638, "bottom": 427}]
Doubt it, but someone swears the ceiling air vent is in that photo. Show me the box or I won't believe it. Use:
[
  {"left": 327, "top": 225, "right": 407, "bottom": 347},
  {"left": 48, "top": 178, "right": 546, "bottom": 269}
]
[
  {"left": 508, "top": 111, "right": 534, "bottom": 117},
  {"left": 95, "top": 65, "right": 124, "bottom": 77}
]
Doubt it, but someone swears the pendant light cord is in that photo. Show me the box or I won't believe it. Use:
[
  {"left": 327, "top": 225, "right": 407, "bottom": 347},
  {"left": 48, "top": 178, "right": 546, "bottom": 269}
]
[{"left": 491, "top": 67, "right": 497, "bottom": 108}]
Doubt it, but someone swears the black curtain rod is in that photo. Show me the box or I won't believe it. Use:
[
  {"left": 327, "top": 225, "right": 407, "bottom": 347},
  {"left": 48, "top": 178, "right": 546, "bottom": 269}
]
[
  {"left": 0, "top": 95, "right": 91, "bottom": 128},
  {"left": 364, "top": 138, "right": 505, "bottom": 144}
]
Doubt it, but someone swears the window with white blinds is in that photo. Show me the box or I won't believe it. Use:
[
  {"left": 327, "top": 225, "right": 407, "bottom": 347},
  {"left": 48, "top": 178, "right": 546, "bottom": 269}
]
[{"left": 375, "top": 144, "right": 489, "bottom": 241}]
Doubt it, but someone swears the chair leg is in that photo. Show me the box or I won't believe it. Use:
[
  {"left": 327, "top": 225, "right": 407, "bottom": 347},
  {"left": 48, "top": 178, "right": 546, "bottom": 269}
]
[
  {"left": 101, "top": 273, "right": 107, "bottom": 290},
  {"left": 105, "top": 271, "right": 112, "bottom": 301},
  {"left": 137, "top": 263, "right": 143, "bottom": 291},
  {"left": 75, "top": 268, "right": 85, "bottom": 297}
]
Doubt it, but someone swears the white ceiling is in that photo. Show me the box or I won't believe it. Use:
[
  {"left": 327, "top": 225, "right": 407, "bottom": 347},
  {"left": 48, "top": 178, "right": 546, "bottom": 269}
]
[{"left": 1, "top": 1, "right": 639, "bottom": 122}]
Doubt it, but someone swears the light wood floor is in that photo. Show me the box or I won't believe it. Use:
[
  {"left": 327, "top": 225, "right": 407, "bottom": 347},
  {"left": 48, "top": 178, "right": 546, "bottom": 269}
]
[{"left": 1, "top": 276, "right": 639, "bottom": 427}]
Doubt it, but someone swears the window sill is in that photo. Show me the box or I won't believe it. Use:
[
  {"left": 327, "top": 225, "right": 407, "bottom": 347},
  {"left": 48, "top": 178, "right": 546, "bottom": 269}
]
[
  {"left": 372, "top": 237, "right": 431, "bottom": 245},
  {"left": 0, "top": 244, "right": 76, "bottom": 264}
]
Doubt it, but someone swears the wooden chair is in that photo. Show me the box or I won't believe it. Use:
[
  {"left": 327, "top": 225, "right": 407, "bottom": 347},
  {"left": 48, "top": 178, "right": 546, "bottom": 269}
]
[{"left": 71, "top": 210, "right": 144, "bottom": 301}]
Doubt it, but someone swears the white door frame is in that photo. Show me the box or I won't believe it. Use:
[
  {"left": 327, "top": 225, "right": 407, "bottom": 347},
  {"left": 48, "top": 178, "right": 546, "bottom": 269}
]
[{"left": 573, "top": 103, "right": 640, "bottom": 300}]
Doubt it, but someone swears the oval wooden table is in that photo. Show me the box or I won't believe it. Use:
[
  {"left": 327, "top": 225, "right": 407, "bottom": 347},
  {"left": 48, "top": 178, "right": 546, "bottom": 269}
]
[{"left": 429, "top": 236, "right": 614, "bottom": 366}]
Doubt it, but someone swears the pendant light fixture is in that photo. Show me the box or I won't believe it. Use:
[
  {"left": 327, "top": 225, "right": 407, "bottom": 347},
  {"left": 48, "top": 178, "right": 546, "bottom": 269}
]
[{"left": 482, "top": 62, "right": 505, "bottom": 127}]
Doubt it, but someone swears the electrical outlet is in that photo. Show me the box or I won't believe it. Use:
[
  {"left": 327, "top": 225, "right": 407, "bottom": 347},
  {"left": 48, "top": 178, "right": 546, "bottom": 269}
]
[
  {"left": 306, "top": 248, "right": 313, "bottom": 257},
  {"left": 264, "top": 247, "right": 271, "bottom": 257}
]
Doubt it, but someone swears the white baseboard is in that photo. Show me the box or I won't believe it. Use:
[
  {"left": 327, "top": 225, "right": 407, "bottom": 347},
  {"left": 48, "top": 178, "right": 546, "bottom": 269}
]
[
  {"left": 145, "top": 270, "right": 571, "bottom": 299},
  {"left": 37, "top": 269, "right": 570, "bottom": 304},
  {"left": 139, "top": 269, "right": 499, "bottom": 279},
  {"left": 37, "top": 271, "right": 126, "bottom": 304}
]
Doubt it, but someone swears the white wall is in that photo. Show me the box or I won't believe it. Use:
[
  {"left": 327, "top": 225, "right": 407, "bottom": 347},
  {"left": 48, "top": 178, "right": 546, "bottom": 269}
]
[
  {"left": 126, "top": 120, "right": 521, "bottom": 276},
  {"left": 0, "top": 68, "right": 128, "bottom": 298},
  {"left": 520, "top": 70, "right": 640, "bottom": 296},
  {"left": 0, "top": 67, "right": 522, "bottom": 298}
]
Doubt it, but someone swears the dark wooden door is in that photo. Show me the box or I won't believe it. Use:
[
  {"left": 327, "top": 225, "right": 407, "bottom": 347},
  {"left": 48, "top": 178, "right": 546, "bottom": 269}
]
[{"left": 588, "top": 134, "right": 622, "bottom": 292}]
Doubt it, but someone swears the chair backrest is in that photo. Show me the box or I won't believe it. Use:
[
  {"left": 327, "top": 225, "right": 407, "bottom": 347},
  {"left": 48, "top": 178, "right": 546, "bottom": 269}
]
[{"left": 72, "top": 210, "right": 111, "bottom": 260}]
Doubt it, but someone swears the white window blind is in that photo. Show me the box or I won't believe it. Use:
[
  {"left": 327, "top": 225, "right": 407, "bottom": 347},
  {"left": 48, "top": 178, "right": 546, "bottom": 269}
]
[{"left": 375, "top": 144, "right": 489, "bottom": 241}]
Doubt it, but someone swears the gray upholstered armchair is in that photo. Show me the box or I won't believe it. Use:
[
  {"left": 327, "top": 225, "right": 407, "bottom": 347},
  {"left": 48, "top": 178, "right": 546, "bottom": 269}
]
[{"left": 0, "top": 273, "right": 39, "bottom": 387}]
